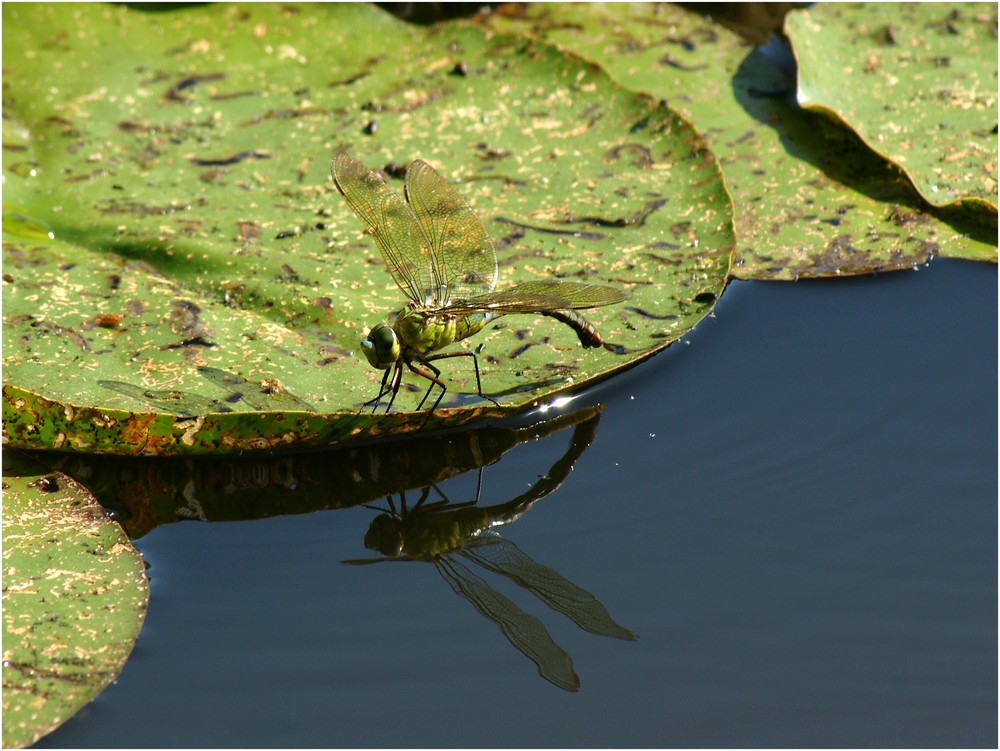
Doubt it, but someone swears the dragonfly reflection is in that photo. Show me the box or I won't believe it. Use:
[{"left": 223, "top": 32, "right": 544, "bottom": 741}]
[{"left": 345, "top": 417, "right": 635, "bottom": 691}]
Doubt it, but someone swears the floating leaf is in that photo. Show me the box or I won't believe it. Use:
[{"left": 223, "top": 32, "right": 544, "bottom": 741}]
[
  {"left": 1, "top": 3, "right": 733, "bottom": 453},
  {"left": 481, "top": 3, "right": 997, "bottom": 280},
  {"left": 786, "top": 3, "right": 998, "bottom": 213},
  {"left": 1, "top": 452, "right": 149, "bottom": 748}
]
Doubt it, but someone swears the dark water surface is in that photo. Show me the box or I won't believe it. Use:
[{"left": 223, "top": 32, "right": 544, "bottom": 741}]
[{"left": 38, "top": 259, "right": 997, "bottom": 748}]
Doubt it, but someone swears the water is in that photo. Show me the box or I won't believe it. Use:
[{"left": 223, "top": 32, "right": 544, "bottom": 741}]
[{"left": 37, "top": 259, "right": 997, "bottom": 748}]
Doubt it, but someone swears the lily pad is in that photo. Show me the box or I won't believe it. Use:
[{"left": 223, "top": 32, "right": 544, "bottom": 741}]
[
  {"left": 480, "top": 2, "right": 997, "bottom": 280},
  {"left": 786, "top": 3, "right": 998, "bottom": 213},
  {"left": 1, "top": 451, "right": 149, "bottom": 748},
  {"left": 1, "top": 3, "right": 733, "bottom": 453}
]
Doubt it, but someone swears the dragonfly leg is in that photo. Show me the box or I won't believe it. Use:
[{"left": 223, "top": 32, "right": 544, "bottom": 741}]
[
  {"left": 397, "top": 349, "right": 501, "bottom": 419},
  {"left": 360, "top": 368, "right": 390, "bottom": 413},
  {"left": 406, "top": 358, "right": 448, "bottom": 413},
  {"left": 423, "top": 350, "right": 500, "bottom": 408},
  {"left": 382, "top": 362, "right": 404, "bottom": 413},
  {"left": 362, "top": 362, "right": 403, "bottom": 413}
]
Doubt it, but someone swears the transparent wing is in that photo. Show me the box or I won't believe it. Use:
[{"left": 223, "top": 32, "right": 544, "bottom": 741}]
[
  {"left": 463, "top": 532, "right": 636, "bottom": 641},
  {"left": 332, "top": 152, "right": 433, "bottom": 304},
  {"left": 442, "top": 280, "right": 628, "bottom": 315},
  {"left": 404, "top": 159, "right": 498, "bottom": 303},
  {"left": 436, "top": 557, "right": 580, "bottom": 692}
]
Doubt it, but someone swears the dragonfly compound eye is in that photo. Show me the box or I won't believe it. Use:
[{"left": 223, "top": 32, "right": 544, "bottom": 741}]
[
  {"left": 364, "top": 514, "right": 404, "bottom": 556},
  {"left": 360, "top": 323, "right": 401, "bottom": 369}
]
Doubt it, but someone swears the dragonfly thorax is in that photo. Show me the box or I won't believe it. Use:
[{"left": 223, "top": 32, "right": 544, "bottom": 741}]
[
  {"left": 395, "top": 308, "right": 465, "bottom": 356},
  {"left": 359, "top": 308, "right": 471, "bottom": 372}
]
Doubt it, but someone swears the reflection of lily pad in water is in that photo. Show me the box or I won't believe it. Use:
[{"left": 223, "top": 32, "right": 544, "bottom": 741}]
[
  {"left": 1, "top": 3, "right": 733, "bottom": 453},
  {"left": 47, "top": 405, "right": 605, "bottom": 538}
]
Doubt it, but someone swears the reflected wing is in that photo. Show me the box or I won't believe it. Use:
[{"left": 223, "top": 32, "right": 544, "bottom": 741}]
[
  {"left": 463, "top": 532, "right": 636, "bottom": 641},
  {"left": 443, "top": 280, "right": 627, "bottom": 315},
  {"left": 332, "top": 152, "right": 432, "bottom": 304},
  {"left": 404, "top": 159, "right": 498, "bottom": 303},
  {"left": 436, "top": 557, "right": 580, "bottom": 692}
]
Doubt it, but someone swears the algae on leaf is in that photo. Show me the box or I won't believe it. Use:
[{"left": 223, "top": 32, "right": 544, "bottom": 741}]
[
  {"left": 480, "top": 2, "right": 997, "bottom": 281},
  {"left": 1, "top": 3, "right": 733, "bottom": 453},
  {"left": 1, "top": 452, "right": 149, "bottom": 749},
  {"left": 786, "top": 3, "right": 998, "bottom": 213}
]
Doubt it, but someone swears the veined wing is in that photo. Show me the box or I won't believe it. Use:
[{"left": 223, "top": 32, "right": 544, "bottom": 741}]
[
  {"left": 404, "top": 159, "right": 498, "bottom": 303},
  {"left": 463, "top": 531, "right": 636, "bottom": 641},
  {"left": 436, "top": 556, "right": 580, "bottom": 692},
  {"left": 443, "top": 280, "right": 628, "bottom": 315},
  {"left": 332, "top": 152, "right": 433, "bottom": 305}
]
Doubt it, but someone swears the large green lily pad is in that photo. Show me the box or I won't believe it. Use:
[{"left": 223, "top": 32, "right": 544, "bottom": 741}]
[
  {"left": 1, "top": 451, "right": 149, "bottom": 748},
  {"left": 2, "top": 3, "right": 733, "bottom": 453},
  {"left": 480, "top": 3, "right": 997, "bottom": 280},
  {"left": 786, "top": 3, "right": 998, "bottom": 213}
]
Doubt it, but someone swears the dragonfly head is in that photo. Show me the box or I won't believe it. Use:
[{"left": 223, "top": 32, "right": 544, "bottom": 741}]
[
  {"left": 360, "top": 322, "right": 400, "bottom": 369},
  {"left": 364, "top": 514, "right": 404, "bottom": 556}
]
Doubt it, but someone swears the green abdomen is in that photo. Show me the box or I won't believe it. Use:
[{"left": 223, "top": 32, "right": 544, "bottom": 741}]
[{"left": 454, "top": 312, "right": 492, "bottom": 342}]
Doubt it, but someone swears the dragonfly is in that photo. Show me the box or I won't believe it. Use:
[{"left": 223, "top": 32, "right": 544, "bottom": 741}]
[{"left": 331, "top": 153, "right": 628, "bottom": 414}]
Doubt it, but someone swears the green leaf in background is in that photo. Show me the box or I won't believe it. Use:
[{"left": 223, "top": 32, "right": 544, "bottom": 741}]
[
  {"left": 1, "top": 452, "right": 149, "bottom": 749},
  {"left": 1, "top": 3, "right": 733, "bottom": 453},
  {"left": 480, "top": 2, "right": 997, "bottom": 280},
  {"left": 786, "top": 2, "right": 998, "bottom": 213}
]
